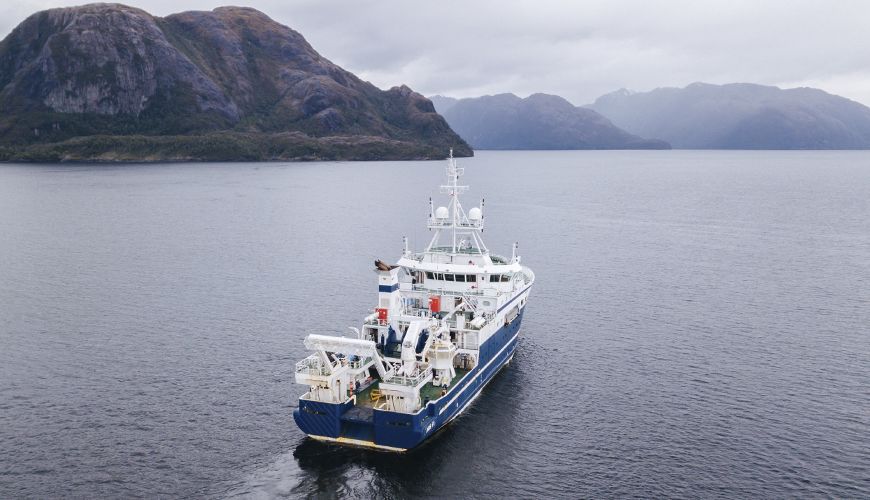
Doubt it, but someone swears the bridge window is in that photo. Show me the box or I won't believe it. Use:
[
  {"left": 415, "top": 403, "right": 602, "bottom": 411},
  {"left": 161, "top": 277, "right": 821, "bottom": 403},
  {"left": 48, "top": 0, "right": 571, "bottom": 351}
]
[
  {"left": 455, "top": 274, "right": 466, "bottom": 282},
  {"left": 445, "top": 274, "right": 455, "bottom": 282},
  {"left": 426, "top": 272, "right": 434, "bottom": 280},
  {"left": 467, "top": 275, "right": 476, "bottom": 282}
]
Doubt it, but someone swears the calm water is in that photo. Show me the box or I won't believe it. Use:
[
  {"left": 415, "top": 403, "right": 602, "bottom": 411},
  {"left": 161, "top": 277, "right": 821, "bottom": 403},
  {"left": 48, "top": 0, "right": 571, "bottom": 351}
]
[{"left": 1, "top": 151, "right": 868, "bottom": 498}]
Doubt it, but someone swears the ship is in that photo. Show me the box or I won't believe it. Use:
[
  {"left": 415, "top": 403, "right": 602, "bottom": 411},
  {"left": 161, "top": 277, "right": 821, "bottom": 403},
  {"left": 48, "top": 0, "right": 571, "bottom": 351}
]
[{"left": 292, "top": 150, "right": 535, "bottom": 451}]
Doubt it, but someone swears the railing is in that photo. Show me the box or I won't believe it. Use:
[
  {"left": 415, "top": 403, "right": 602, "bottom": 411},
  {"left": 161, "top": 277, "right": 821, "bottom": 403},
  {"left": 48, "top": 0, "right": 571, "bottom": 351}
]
[
  {"left": 348, "top": 357, "right": 373, "bottom": 370},
  {"left": 295, "top": 355, "right": 330, "bottom": 376},
  {"left": 411, "top": 284, "right": 498, "bottom": 297},
  {"left": 419, "top": 245, "right": 484, "bottom": 254},
  {"left": 384, "top": 371, "right": 429, "bottom": 387},
  {"left": 461, "top": 292, "right": 479, "bottom": 313}
]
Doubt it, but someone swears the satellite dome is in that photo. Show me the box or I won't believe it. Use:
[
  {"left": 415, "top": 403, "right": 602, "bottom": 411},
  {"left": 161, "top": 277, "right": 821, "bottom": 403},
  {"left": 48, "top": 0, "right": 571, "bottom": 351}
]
[
  {"left": 468, "top": 207, "right": 482, "bottom": 221},
  {"left": 435, "top": 206, "right": 449, "bottom": 219}
]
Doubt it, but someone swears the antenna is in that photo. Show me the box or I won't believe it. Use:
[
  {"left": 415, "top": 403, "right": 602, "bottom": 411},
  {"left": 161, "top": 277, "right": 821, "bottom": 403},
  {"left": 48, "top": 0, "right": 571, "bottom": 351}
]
[
  {"left": 424, "top": 150, "right": 488, "bottom": 255},
  {"left": 481, "top": 198, "right": 485, "bottom": 232}
]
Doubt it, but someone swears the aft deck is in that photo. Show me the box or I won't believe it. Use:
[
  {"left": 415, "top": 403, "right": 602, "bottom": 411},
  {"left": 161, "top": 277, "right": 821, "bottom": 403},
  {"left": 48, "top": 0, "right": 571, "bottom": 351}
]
[
  {"left": 354, "top": 383, "right": 382, "bottom": 408},
  {"left": 352, "top": 368, "right": 471, "bottom": 410},
  {"left": 420, "top": 368, "right": 470, "bottom": 404}
]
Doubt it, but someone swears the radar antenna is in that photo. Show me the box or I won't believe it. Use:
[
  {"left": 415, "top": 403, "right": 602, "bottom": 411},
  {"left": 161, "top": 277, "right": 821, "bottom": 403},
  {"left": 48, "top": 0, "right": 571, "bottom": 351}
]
[{"left": 424, "top": 150, "right": 487, "bottom": 255}]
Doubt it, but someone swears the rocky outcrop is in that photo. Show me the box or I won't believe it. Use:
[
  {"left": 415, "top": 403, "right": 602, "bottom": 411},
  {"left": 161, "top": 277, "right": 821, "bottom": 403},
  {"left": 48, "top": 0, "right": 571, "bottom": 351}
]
[{"left": 0, "top": 4, "right": 470, "bottom": 161}]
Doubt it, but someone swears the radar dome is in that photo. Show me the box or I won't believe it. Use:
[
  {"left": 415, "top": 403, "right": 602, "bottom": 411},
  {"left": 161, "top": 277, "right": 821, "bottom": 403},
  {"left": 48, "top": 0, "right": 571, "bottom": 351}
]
[
  {"left": 468, "top": 207, "right": 482, "bottom": 221},
  {"left": 435, "top": 206, "right": 449, "bottom": 219}
]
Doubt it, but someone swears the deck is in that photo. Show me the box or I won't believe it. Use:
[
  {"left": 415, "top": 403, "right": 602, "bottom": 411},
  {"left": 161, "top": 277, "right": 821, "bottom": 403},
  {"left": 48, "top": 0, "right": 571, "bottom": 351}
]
[
  {"left": 354, "top": 383, "right": 381, "bottom": 408},
  {"left": 352, "top": 368, "right": 471, "bottom": 410},
  {"left": 420, "top": 368, "right": 470, "bottom": 404}
]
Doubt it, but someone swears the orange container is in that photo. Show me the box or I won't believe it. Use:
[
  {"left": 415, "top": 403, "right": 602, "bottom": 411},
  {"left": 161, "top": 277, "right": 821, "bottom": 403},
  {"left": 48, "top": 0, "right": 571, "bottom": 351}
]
[
  {"left": 428, "top": 296, "right": 441, "bottom": 313},
  {"left": 376, "top": 307, "right": 388, "bottom": 324}
]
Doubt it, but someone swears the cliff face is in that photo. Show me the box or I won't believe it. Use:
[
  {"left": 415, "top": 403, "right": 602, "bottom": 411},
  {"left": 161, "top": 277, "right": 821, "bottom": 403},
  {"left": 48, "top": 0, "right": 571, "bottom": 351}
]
[
  {"left": 588, "top": 83, "right": 870, "bottom": 149},
  {"left": 435, "top": 93, "right": 670, "bottom": 150},
  {"left": 0, "top": 4, "right": 471, "bottom": 161}
]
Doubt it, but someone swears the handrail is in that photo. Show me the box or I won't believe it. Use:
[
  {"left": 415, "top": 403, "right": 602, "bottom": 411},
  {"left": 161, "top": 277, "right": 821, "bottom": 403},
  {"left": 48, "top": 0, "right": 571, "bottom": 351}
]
[
  {"left": 383, "top": 371, "right": 429, "bottom": 387},
  {"left": 348, "top": 357, "right": 373, "bottom": 370},
  {"left": 410, "top": 284, "right": 498, "bottom": 297},
  {"left": 295, "top": 355, "right": 330, "bottom": 376}
]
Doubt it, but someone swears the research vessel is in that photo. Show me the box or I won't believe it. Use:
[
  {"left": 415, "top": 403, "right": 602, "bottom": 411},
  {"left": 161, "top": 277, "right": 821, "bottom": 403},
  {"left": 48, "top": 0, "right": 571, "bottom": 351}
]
[{"left": 292, "top": 151, "right": 535, "bottom": 451}]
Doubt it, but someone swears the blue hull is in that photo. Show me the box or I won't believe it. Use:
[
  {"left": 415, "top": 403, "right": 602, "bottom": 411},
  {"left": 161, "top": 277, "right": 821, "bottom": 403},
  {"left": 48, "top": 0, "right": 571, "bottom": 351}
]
[{"left": 293, "top": 309, "right": 524, "bottom": 451}]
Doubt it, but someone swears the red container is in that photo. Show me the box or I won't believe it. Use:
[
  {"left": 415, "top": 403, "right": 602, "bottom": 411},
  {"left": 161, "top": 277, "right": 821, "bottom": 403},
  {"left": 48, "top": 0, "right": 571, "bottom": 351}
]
[
  {"left": 376, "top": 307, "right": 388, "bottom": 324},
  {"left": 428, "top": 296, "right": 441, "bottom": 313}
]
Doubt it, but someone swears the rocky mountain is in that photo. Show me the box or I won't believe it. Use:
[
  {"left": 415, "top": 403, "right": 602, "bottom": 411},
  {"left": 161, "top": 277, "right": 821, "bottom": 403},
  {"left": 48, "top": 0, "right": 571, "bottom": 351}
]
[
  {"left": 0, "top": 4, "right": 471, "bottom": 161},
  {"left": 588, "top": 83, "right": 870, "bottom": 149},
  {"left": 432, "top": 93, "right": 669, "bottom": 150}
]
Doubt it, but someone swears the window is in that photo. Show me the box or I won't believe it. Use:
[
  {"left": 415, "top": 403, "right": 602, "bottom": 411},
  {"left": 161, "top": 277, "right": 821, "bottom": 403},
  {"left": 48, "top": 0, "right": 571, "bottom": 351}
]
[
  {"left": 490, "top": 275, "right": 499, "bottom": 283},
  {"left": 426, "top": 272, "right": 434, "bottom": 279},
  {"left": 436, "top": 273, "right": 444, "bottom": 280},
  {"left": 501, "top": 275, "right": 511, "bottom": 282},
  {"left": 467, "top": 275, "right": 476, "bottom": 282},
  {"left": 445, "top": 274, "right": 455, "bottom": 282},
  {"left": 455, "top": 274, "right": 466, "bottom": 282}
]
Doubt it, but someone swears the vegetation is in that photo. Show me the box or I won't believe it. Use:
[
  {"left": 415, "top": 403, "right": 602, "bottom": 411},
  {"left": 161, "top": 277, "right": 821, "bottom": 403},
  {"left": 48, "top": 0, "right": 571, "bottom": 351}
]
[
  {"left": 0, "top": 132, "right": 454, "bottom": 162},
  {"left": 0, "top": 4, "right": 471, "bottom": 162}
]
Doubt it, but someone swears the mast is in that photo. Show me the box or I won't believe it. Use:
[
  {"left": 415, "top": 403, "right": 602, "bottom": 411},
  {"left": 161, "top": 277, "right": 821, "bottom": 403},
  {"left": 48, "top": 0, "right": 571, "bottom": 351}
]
[
  {"left": 445, "top": 148, "right": 464, "bottom": 252},
  {"left": 425, "top": 149, "right": 487, "bottom": 255}
]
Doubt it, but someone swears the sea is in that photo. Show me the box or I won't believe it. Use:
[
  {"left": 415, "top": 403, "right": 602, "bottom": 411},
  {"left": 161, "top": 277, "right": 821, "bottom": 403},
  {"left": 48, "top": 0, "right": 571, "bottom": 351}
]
[{"left": 1, "top": 150, "right": 868, "bottom": 498}]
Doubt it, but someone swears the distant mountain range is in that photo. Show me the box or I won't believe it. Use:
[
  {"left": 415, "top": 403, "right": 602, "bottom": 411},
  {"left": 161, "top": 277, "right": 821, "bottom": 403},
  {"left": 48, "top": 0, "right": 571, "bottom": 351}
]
[
  {"left": 587, "top": 83, "right": 870, "bottom": 149},
  {"left": 430, "top": 96, "right": 461, "bottom": 115},
  {"left": 0, "top": 4, "right": 470, "bottom": 162},
  {"left": 431, "top": 93, "right": 670, "bottom": 150},
  {"left": 4, "top": 4, "right": 866, "bottom": 161}
]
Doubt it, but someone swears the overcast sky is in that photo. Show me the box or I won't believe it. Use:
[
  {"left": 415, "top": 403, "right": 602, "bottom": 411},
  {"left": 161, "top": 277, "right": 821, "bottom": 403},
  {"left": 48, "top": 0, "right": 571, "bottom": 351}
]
[{"left": 3, "top": 0, "right": 869, "bottom": 106}]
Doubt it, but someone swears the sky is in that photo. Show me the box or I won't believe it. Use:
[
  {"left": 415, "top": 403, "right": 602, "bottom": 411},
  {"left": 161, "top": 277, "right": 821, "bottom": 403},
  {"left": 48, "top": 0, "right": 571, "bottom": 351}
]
[{"left": 2, "top": 0, "right": 869, "bottom": 106}]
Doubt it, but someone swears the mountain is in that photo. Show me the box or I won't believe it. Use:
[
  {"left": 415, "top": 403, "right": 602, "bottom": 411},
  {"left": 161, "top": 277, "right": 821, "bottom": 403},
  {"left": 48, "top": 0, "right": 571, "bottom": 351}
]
[
  {"left": 0, "top": 4, "right": 471, "bottom": 162},
  {"left": 588, "top": 83, "right": 870, "bottom": 149},
  {"left": 429, "top": 95, "right": 459, "bottom": 114},
  {"left": 433, "top": 93, "right": 670, "bottom": 150}
]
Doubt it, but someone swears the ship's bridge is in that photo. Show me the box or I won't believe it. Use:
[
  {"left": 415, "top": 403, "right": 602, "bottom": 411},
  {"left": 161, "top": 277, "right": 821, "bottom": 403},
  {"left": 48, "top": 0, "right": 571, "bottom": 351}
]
[{"left": 388, "top": 149, "right": 532, "bottom": 301}]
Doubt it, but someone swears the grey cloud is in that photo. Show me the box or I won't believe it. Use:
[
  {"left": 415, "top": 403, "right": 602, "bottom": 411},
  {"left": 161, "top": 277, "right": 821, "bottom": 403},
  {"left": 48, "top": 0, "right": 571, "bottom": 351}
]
[{"left": 2, "top": 0, "right": 868, "bottom": 105}]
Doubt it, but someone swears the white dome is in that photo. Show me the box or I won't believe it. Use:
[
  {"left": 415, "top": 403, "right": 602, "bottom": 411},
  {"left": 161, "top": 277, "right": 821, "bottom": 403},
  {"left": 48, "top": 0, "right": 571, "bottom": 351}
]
[
  {"left": 435, "top": 206, "right": 449, "bottom": 219},
  {"left": 468, "top": 207, "right": 482, "bottom": 221}
]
